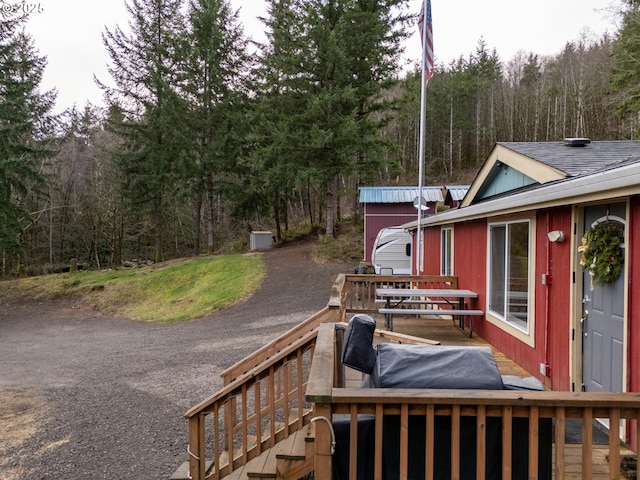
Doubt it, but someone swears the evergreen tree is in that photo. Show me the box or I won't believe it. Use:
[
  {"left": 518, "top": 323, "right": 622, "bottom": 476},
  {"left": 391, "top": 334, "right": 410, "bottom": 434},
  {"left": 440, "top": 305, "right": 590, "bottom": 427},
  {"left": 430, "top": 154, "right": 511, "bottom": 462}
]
[
  {"left": 0, "top": 15, "right": 55, "bottom": 269},
  {"left": 182, "top": 0, "right": 251, "bottom": 253},
  {"left": 299, "top": 0, "right": 412, "bottom": 237},
  {"left": 99, "top": 0, "right": 190, "bottom": 263},
  {"left": 340, "top": 0, "right": 414, "bottom": 189},
  {"left": 611, "top": 2, "right": 640, "bottom": 124},
  {"left": 250, "top": 0, "right": 310, "bottom": 240}
]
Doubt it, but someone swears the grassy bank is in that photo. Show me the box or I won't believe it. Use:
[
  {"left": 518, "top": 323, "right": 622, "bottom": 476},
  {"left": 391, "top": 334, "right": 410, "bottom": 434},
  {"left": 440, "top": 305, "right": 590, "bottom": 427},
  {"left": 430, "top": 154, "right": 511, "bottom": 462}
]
[{"left": 2, "top": 254, "right": 265, "bottom": 323}]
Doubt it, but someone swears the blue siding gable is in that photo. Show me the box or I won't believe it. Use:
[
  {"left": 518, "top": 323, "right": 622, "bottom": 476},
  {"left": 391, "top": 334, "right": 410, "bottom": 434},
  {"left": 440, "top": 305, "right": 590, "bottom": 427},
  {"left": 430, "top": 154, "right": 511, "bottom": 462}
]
[{"left": 476, "top": 162, "right": 537, "bottom": 200}]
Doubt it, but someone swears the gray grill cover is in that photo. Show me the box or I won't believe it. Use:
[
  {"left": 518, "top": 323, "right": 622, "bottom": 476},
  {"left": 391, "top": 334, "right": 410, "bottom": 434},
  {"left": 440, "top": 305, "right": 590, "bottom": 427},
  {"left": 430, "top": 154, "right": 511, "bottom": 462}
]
[{"left": 370, "top": 344, "right": 504, "bottom": 390}]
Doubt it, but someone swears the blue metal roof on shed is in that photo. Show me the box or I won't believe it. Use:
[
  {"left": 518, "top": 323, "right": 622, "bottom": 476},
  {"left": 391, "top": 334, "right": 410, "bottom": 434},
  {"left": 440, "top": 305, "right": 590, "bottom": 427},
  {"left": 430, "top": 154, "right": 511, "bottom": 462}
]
[
  {"left": 445, "top": 185, "right": 469, "bottom": 202},
  {"left": 359, "top": 186, "right": 444, "bottom": 204}
]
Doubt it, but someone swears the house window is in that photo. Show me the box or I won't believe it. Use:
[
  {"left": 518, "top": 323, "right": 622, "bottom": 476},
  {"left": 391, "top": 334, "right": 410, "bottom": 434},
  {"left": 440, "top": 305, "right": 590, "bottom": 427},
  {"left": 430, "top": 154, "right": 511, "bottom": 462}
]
[
  {"left": 488, "top": 220, "right": 530, "bottom": 332},
  {"left": 441, "top": 227, "right": 453, "bottom": 275}
]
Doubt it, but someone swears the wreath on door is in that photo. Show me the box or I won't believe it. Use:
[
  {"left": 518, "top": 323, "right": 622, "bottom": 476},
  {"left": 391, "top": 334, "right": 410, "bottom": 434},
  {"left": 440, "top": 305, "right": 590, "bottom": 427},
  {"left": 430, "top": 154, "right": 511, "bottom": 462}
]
[{"left": 578, "top": 221, "right": 624, "bottom": 288}]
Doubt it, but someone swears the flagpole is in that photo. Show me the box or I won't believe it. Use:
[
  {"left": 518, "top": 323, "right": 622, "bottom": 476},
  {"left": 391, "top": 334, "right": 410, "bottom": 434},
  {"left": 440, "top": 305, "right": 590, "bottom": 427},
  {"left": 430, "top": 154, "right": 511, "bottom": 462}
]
[{"left": 416, "top": 0, "right": 429, "bottom": 274}]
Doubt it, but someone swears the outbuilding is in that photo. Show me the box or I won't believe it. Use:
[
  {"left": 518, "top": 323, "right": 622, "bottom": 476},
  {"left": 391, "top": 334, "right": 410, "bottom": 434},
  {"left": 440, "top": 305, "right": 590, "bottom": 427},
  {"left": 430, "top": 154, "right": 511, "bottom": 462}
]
[{"left": 359, "top": 186, "right": 443, "bottom": 263}]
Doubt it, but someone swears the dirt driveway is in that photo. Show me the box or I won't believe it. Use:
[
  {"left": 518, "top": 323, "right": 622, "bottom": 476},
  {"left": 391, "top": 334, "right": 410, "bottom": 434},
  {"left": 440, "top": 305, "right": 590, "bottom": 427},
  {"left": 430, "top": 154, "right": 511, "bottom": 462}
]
[{"left": 0, "top": 242, "right": 352, "bottom": 480}]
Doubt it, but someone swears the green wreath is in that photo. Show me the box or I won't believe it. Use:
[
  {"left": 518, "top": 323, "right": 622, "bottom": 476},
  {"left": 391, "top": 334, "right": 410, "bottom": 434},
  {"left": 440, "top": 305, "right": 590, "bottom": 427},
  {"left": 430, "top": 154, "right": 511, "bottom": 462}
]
[{"left": 578, "top": 221, "right": 624, "bottom": 286}]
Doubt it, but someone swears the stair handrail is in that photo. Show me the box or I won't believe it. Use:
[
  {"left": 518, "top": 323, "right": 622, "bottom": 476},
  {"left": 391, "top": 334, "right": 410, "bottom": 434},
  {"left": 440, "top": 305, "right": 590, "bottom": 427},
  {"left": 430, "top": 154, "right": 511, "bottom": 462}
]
[
  {"left": 185, "top": 328, "right": 319, "bottom": 418},
  {"left": 185, "top": 324, "right": 321, "bottom": 480},
  {"left": 220, "top": 306, "right": 335, "bottom": 386}
]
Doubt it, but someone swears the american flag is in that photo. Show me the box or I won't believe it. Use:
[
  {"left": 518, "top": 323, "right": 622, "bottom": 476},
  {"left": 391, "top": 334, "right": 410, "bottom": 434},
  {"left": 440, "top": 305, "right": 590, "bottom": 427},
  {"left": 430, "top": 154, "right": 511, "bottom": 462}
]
[{"left": 418, "top": 0, "right": 434, "bottom": 80}]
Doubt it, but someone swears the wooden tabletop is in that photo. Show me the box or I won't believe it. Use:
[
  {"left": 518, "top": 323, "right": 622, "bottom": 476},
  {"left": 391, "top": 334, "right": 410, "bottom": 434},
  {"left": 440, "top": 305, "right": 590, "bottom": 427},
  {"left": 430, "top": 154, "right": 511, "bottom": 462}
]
[{"left": 376, "top": 288, "right": 478, "bottom": 298}]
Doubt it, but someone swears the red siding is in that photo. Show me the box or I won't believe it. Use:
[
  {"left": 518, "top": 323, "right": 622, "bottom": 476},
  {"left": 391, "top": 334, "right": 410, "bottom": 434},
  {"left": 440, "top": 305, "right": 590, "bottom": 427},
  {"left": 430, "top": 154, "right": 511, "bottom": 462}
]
[
  {"left": 538, "top": 208, "right": 573, "bottom": 391},
  {"left": 422, "top": 227, "right": 441, "bottom": 275},
  {"left": 420, "top": 209, "right": 574, "bottom": 389}
]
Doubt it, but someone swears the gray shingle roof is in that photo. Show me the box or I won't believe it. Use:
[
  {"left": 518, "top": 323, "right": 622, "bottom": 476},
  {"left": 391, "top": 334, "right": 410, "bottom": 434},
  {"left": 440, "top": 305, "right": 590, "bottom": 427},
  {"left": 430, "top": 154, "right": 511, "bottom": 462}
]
[{"left": 498, "top": 140, "right": 640, "bottom": 177}]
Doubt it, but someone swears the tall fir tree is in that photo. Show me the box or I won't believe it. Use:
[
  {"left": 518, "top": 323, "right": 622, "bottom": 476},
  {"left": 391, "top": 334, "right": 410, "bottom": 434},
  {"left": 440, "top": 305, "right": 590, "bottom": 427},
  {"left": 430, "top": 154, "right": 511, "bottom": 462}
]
[
  {"left": 611, "top": 2, "right": 640, "bottom": 125},
  {"left": 99, "top": 0, "right": 190, "bottom": 263},
  {"left": 183, "top": 0, "right": 251, "bottom": 253},
  {"left": 299, "top": 0, "right": 412, "bottom": 236},
  {"left": 0, "top": 14, "right": 55, "bottom": 268},
  {"left": 250, "top": 0, "right": 310, "bottom": 240}
]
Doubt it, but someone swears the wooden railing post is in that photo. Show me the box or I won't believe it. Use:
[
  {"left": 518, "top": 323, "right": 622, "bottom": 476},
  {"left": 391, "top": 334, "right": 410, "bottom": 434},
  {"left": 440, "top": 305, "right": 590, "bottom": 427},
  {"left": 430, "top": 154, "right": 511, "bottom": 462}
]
[
  {"left": 188, "top": 414, "right": 206, "bottom": 480},
  {"left": 313, "top": 404, "right": 334, "bottom": 480},
  {"left": 329, "top": 273, "right": 346, "bottom": 322}
]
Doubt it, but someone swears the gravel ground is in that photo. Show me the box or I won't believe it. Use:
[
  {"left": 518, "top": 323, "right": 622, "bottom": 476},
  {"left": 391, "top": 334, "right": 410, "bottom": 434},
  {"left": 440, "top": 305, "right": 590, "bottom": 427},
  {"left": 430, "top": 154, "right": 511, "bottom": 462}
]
[{"left": 0, "top": 242, "right": 353, "bottom": 480}]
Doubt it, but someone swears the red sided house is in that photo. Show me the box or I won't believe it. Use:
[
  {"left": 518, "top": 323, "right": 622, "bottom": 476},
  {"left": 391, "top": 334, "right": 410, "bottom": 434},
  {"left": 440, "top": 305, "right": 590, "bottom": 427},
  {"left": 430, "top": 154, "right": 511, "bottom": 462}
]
[{"left": 405, "top": 139, "right": 640, "bottom": 410}]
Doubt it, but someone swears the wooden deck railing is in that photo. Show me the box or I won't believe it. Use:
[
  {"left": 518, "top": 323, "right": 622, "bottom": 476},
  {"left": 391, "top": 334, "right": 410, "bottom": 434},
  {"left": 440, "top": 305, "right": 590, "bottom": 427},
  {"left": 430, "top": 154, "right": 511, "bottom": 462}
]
[
  {"left": 307, "top": 323, "right": 640, "bottom": 480},
  {"left": 184, "top": 302, "right": 439, "bottom": 480},
  {"left": 185, "top": 326, "right": 319, "bottom": 480},
  {"left": 335, "top": 274, "right": 458, "bottom": 320},
  {"left": 184, "top": 304, "right": 339, "bottom": 480}
]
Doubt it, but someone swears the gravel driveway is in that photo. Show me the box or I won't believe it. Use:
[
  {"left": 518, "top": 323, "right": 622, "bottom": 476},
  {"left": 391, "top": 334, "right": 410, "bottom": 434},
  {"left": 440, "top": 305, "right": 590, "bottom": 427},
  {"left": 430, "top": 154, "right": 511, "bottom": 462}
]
[{"left": 0, "top": 242, "right": 353, "bottom": 480}]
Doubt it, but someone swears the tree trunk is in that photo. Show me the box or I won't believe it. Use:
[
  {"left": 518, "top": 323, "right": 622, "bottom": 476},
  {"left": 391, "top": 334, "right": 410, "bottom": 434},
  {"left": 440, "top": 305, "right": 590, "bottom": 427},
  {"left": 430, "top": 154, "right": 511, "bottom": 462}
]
[
  {"left": 206, "top": 173, "right": 215, "bottom": 254},
  {"left": 307, "top": 176, "right": 314, "bottom": 226},
  {"left": 325, "top": 183, "right": 335, "bottom": 239},
  {"left": 193, "top": 193, "right": 202, "bottom": 256},
  {"left": 273, "top": 191, "right": 282, "bottom": 242},
  {"left": 154, "top": 193, "right": 164, "bottom": 263}
]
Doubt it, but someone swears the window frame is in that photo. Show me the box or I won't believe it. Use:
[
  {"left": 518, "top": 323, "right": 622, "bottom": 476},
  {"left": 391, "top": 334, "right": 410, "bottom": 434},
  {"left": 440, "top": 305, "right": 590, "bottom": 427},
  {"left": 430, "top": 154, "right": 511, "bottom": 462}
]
[
  {"left": 440, "top": 226, "right": 453, "bottom": 276},
  {"left": 485, "top": 216, "right": 536, "bottom": 346}
]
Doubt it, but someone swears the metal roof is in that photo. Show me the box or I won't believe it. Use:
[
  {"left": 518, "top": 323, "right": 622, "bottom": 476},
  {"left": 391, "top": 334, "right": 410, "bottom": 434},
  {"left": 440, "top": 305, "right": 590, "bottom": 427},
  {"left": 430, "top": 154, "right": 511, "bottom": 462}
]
[
  {"left": 359, "top": 186, "right": 444, "bottom": 204},
  {"left": 444, "top": 185, "right": 469, "bottom": 202}
]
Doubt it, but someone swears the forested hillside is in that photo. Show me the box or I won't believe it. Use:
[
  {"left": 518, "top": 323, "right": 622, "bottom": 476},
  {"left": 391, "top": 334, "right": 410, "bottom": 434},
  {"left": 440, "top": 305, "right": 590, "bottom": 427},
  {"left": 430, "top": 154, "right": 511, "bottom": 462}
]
[{"left": 1, "top": 0, "right": 639, "bottom": 274}]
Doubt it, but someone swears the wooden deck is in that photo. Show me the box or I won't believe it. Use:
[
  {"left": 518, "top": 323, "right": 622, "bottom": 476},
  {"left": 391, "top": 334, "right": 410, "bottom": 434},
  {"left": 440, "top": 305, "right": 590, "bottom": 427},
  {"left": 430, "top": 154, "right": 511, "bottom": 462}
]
[
  {"left": 342, "top": 314, "right": 638, "bottom": 479},
  {"left": 184, "top": 274, "right": 639, "bottom": 480}
]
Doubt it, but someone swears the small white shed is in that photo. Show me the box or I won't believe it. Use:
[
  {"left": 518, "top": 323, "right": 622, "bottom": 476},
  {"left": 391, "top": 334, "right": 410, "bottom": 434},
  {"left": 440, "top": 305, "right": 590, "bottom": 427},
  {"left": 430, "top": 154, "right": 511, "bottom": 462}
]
[{"left": 250, "top": 231, "right": 273, "bottom": 251}]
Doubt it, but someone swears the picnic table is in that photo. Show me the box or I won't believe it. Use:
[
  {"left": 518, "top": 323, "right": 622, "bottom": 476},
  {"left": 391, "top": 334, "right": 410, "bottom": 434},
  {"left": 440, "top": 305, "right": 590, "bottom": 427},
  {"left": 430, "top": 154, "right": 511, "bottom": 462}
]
[{"left": 376, "top": 287, "right": 482, "bottom": 337}]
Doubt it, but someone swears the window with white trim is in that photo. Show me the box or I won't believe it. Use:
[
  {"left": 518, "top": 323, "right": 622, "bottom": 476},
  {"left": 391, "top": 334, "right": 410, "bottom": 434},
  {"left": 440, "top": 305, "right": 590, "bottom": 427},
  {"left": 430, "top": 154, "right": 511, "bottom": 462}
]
[
  {"left": 488, "top": 220, "right": 530, "bottom": 332},
  {"left": 440, "top": 227, "right": 453, "bottom": 276}
]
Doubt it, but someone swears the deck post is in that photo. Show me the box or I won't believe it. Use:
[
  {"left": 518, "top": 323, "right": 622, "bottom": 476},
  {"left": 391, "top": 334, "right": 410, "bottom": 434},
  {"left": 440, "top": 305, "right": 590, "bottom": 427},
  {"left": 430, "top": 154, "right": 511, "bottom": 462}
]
[
  {"left": 188, "top": 414, "right": 206, "bottom": 480},
  {"left": 313, "top": 404, "right": 334, "bottom": 480}
]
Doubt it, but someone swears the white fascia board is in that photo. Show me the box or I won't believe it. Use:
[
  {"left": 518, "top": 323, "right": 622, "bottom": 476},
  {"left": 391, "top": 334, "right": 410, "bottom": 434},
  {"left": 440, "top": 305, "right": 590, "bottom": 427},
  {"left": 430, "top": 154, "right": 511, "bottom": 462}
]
[{"left": 404, "top": 162, "right": 640, "bottom": 231}]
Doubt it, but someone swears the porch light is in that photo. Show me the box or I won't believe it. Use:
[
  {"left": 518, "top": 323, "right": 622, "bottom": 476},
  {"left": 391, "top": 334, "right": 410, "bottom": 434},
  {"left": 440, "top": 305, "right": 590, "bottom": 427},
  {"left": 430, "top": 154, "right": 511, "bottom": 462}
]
[{"left": 547, "top": 230, "right": 565, "bottom": 243}]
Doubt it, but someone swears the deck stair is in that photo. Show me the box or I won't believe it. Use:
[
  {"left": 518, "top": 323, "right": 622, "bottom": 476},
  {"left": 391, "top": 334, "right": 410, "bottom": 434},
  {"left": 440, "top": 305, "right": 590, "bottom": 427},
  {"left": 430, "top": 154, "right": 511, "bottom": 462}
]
[{"left": 171, "top": 422, "right": 315, "bottom": 480}]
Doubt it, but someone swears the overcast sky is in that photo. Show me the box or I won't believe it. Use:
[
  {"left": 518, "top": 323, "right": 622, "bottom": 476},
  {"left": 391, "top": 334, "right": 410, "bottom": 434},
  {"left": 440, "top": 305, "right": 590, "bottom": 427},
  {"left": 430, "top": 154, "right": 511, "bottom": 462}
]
[{"left": 23, "top": 0, "right": 619, "bottom": 114}]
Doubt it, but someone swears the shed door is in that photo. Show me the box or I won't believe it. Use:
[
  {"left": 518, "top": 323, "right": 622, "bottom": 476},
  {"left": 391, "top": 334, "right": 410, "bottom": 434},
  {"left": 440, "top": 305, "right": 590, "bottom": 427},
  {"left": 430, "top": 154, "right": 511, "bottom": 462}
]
[{"left": 581, "top": 204, "right": 625, "bottom": 393}]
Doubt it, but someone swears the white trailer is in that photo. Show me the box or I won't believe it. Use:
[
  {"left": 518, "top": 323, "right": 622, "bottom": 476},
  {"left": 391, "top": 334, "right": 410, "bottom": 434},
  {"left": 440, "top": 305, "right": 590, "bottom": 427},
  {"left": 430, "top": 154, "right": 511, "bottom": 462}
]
[{"left": 371, "top": 226, "right": 412, "bottom": 275}]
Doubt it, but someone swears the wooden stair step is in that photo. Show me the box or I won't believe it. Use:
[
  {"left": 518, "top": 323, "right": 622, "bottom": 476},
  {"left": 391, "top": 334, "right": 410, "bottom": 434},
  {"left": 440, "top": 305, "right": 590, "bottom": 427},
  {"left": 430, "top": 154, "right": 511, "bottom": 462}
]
[
  {"left": 275, "top": 424, "right": 316, "bottom": 480},
  {"left": 246, "top": 444, "right": 278, "bottom": 479},
  {"left": 169, "top": 461, "right": 214, "bottom": 480},
  {"left": 243, "top": 426, "right": 314, "bottom": 479},
  {"left": 276, "top": 423, "right": 314, "bottom": 461},
  {"left": 173, "top": 424, "right": 316, "bottom": 480}
]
